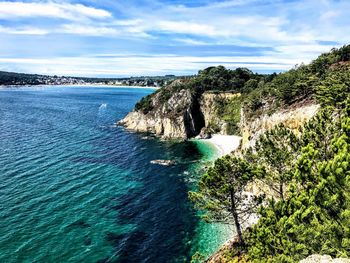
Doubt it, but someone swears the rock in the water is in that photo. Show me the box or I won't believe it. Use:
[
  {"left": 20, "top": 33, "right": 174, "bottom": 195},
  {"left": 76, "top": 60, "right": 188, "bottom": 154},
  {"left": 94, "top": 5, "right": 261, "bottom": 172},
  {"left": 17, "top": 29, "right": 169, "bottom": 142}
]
[{"left": 150, "top": 159, "right": 176, "bottom": 166}]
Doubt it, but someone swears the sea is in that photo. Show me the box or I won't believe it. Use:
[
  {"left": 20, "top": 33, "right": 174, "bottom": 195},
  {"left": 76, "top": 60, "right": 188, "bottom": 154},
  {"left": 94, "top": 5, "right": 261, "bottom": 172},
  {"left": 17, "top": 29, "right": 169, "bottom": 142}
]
[{"left": 0, "top": 86, "right": 233, "bottom": 263}]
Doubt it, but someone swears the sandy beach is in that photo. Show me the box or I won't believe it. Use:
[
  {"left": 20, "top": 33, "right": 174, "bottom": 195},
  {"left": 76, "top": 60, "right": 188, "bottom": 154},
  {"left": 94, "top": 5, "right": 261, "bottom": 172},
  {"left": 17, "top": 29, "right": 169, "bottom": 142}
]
[{"left": 202, "top": 135, "right": 242, "bottom": 157}]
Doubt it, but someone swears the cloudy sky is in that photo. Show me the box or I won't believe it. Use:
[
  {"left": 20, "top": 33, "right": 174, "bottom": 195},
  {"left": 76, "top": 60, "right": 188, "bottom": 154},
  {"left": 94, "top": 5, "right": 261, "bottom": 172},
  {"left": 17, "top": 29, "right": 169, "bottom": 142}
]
[{"left": 0, "top": 0, "right": 348, "bottom": 77}]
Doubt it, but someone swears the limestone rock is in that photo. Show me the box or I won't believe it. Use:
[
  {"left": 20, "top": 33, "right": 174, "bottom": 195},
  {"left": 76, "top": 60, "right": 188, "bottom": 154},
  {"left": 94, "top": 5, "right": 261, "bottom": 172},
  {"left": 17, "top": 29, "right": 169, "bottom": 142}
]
[
  {"left": 118, "top": 89, "right": 239, "bottom": 140},
  {"left": 240, "top": 102, "right": 320, "bottom": 149}
]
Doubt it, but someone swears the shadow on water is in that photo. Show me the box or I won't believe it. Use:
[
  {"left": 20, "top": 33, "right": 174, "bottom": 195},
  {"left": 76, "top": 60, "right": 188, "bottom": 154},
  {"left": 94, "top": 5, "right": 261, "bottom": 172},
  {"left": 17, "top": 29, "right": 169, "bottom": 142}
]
[
  {"left": 67, "top": 125, "right": 205, "bottom": 263},
  {"left": 86, "top": 136, "right": 203, "bottom": 263},
  {"left": 102, "top": 184, "right": 199, "bottom": 263}
]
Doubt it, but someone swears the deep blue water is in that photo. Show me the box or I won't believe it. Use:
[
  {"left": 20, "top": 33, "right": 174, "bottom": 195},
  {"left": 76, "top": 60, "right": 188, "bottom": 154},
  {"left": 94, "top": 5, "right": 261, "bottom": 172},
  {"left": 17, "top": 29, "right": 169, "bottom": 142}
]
[{"left": 0, "top": 86, "right": 229, "bottom": 263}]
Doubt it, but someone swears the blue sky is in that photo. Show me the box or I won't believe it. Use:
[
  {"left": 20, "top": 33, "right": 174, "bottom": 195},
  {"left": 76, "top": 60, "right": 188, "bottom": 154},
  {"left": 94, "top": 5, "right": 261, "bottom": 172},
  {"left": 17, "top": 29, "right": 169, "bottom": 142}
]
[{"left": 0, "top": 0, "right": 348, "bottom": 77}]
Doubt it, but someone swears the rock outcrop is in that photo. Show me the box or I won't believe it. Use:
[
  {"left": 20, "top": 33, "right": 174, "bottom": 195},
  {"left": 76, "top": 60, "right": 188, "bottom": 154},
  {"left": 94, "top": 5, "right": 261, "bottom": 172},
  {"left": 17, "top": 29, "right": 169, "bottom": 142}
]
[
  {"left": 118, "top": 88, "right": 202, "bottom": 139},
  {"left": 200, "top": 92, "right": 241, "bottom": 135},
  {"left": 118, "top": 88, "right": 239, "bottom": 140},
  {"left": 119, "top": 84, "right": 319, "bottom": 144},
  {"left": 240, "top": 101, "right": 320, "bottom": 149}
]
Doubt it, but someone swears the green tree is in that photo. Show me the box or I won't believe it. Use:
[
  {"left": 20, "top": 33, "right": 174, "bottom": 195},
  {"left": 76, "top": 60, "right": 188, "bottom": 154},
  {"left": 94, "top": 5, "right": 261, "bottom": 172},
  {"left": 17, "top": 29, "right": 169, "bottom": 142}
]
[
  {"left": 316, "top": 67, "right": 350, "bottom": 108},
  {"left": 246, "top": 105, "right": 350, "bottom": 262},
  {"left": 189, "top": 155, "right": 261, "bottom": 247},
  {"left": 253, "top": 124, "right": 300, "bottom": 200}
]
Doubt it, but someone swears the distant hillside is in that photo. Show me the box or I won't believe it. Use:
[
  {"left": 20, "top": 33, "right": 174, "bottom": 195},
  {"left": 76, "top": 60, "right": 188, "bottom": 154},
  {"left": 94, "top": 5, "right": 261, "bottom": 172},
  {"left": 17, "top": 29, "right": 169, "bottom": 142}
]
[
  {"left": 0, "top": 71, "right": 86, "bottom": 86},
  {"left": 0, "top": 70, "right": 181, "bottom": 87}
]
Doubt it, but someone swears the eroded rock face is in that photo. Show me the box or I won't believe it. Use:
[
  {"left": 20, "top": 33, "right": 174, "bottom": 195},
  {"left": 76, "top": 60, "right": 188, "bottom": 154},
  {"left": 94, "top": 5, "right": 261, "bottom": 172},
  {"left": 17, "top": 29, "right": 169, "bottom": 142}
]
[
  {"left": 240, "top": 102, "right": 320, "bottom": 149},
  {"left": 118, "top": 88, "right": 205, "bottom": 140},
  {"left": 119, "top": 86, "right": 319, "bottom": 143},
  {"left": 119, "top": 89, "right": 244, "bottom": 139},
  {"left": 200, "top": 92, "right": 241, "bottom": 135}
]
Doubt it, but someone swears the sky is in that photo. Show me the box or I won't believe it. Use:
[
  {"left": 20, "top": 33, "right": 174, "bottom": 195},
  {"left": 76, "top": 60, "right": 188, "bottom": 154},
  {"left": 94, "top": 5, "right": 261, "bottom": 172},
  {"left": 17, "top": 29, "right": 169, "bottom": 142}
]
[{"left": 0, "top": 0, "right": 349, "bottom": 77}]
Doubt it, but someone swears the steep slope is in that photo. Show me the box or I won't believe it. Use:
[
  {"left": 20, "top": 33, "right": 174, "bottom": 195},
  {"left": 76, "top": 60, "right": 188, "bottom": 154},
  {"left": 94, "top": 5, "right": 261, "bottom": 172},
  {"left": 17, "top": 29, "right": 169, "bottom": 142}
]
[
  {"left": 119, "top": 88, "right": 205, "bottom": 139},
  {"left": 118, "top": 88, "right": 242, "bottom": 139},
  {"left": 119, "top": 45, "right": 350, "bottom": 146},
  {"left": 119, "top": 66, "right": 263, "bottom": 139},
  {"left": 192, "top": 45, "right": 350, "bottom": 263},
  {"left": 240, "top": 101, "right": 320, "bottom": 149}
]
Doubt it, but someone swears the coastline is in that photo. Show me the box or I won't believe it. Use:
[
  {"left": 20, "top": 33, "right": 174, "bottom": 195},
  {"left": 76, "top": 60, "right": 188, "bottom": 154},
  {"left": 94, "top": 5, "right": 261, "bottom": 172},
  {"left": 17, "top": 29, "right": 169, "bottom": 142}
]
[
  {"left": 197, "top": 134, "right": 242, "bottom": 158},
  {"left": 0, "top": 84, "right": 159, "bottom": 89},
  {"left": 195, "top": 135, "right": 262, "bottom": 263},
  {"left": 59, "top": 84, "right": 159, "bottom": 89},
  {"left": 188, "top": 135, "right": 242, "bottom": 259}
]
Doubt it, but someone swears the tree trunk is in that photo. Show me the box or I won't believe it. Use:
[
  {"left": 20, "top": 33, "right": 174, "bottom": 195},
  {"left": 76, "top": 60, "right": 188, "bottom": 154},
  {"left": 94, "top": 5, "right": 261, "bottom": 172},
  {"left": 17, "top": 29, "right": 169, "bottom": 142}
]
[
  {"left": 230, "top": 190, "right": 245, "bottom": 248},
  {"left": 279, "top": 182, "right": 284, "bottom": 200}
]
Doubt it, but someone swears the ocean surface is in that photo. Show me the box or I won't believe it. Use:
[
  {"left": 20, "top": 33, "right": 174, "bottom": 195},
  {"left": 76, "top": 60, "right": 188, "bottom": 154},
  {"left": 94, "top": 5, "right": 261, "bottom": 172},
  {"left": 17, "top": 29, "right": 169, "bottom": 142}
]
[{"left": 0, "top": 86, "right": 233, "bottom": 262}]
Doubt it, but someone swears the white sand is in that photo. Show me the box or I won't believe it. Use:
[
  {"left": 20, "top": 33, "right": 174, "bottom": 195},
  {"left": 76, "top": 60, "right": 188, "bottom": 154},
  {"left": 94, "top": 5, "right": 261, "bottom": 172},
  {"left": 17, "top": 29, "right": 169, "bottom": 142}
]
[{"left": 203, "top": 135, "right": 242, "bottom": 157}]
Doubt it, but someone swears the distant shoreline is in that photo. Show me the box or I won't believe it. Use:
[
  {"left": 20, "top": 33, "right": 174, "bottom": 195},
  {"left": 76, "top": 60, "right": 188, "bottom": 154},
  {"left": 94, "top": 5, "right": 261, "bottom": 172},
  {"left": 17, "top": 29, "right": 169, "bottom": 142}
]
[{"left": 0, "top": 84, "right": 159, "bottom": 89}]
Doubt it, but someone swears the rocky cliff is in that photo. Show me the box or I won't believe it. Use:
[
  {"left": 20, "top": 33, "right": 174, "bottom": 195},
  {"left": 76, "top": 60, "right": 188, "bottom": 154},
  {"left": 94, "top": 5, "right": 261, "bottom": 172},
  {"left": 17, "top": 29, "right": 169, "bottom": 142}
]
[
  {"left": 200, "top": 92, "right": 241, "bottom": 135},
  {"left": 119, "top": 88, "right": 203, "bottom": 139},
  {"left": 240, "top": 101, "right": 320, "bottom": 198},
  {"left": 118, "top": 87, "right": 239, "bottom": 140},
  {"left": 119, "top": 85, "right": 320, "bottom": 146},
  {"left": 240, "top": 101, "right": 320, "bottom": 149}
]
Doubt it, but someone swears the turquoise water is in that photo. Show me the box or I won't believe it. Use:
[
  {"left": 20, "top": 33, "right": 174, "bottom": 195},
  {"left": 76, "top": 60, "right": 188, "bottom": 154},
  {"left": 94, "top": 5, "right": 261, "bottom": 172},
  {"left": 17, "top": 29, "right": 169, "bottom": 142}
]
[{"left": 0, "top": 86, "right": 228, "bottom": 262}]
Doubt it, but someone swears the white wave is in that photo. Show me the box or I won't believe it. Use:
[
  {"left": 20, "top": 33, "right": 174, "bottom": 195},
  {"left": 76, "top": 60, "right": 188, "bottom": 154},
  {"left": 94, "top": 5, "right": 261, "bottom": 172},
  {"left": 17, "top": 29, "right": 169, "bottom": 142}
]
[{"left": 99, "top": 103, "right": 107, "bottom": 109}]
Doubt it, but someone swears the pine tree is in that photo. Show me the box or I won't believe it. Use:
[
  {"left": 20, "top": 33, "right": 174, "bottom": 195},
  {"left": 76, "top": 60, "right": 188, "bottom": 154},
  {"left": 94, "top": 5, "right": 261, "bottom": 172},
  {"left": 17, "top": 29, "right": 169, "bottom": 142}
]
[
  {"left": 246, "top": 105, "right": 350, "bottom": 262},
  {"left": 253, "top": 124, "right": 300, "bottom": 200},
  {"left": 189, "top": 155, "right": 261, "bottom": 247}
]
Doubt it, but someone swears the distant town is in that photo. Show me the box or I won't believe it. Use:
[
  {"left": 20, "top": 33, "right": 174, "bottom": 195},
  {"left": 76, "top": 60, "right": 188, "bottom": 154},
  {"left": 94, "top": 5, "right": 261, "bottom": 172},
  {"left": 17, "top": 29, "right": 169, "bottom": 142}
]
[{"left": 0, "top": 70, "right": 182, "bottom": 87}]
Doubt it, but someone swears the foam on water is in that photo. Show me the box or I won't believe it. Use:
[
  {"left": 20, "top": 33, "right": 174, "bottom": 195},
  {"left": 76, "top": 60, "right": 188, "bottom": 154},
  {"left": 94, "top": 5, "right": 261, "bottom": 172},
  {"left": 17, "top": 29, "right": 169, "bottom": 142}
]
[{"left": 99, "top": 103, "right": 108, "bottom": 109}]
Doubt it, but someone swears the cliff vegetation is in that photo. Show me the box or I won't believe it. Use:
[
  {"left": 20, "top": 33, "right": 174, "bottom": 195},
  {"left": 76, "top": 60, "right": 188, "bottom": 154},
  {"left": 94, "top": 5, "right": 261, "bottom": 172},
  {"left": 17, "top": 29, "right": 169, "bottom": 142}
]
[
  {"left": 122, "top": 45, "right": 350, "bottom": 140},
  {"left": 189, "top": 45, "right": 350, "bottom": 262}
]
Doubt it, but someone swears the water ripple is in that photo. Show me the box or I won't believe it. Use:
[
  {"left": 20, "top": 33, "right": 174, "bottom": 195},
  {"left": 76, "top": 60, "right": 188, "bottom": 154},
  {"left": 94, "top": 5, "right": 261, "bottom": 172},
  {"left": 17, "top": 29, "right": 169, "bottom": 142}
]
[{"left": 0, "top": 86, "right": 218, "bottom": 263}]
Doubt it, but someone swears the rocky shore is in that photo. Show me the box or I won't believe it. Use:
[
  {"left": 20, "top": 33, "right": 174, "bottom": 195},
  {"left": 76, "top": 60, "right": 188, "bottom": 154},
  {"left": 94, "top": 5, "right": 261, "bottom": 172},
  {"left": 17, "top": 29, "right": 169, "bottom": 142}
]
[
  {"left": 118, "top": 87, "right": 240, "bottom": 140},
  {"left": 118, "top": 84, "right": 323, "bottom": 263}
]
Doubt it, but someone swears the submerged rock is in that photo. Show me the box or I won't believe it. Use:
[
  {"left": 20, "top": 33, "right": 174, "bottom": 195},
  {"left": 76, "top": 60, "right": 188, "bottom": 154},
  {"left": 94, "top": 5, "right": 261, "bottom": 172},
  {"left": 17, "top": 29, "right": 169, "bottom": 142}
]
[{"left": 150, "top": 159, "right": 176, "bottom": 166}]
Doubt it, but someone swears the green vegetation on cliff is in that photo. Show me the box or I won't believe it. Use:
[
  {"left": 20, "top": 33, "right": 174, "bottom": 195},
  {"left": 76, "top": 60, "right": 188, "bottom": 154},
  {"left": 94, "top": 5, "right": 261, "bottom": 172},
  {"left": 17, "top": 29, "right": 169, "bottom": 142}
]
[
  {"left": 134, "top": 66, "right": 266, "bottom": 119},
  {"left": 190, "top": 45, "right": 350, "bottom": 262},
  {"left": 134, "top": 45, "right": 350, "bottom": 137}
]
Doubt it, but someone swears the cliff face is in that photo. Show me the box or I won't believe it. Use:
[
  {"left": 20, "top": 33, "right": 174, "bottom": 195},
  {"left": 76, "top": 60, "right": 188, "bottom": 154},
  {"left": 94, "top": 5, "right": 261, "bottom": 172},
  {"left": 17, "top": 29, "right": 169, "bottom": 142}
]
[
  {"left": 119, "top": 85, "right": 319, "bottom": 143},
  {"left": 200, "top": 92, "right": 241, "bottom": 135},
  {"left": 119, "top": 89, "right": 204, "bottom": 139},
  {"left": 240, "top": 101, "right": 320, "bottom": 149},
  {"left": 118, "top": 89, "right": 238, "bottom": 139}
]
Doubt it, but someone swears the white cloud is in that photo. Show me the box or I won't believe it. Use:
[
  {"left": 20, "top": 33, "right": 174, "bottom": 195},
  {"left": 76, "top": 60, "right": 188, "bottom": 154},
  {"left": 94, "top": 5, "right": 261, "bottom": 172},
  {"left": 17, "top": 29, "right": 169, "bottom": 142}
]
[
  {"left": 0, "top": 25, "right": 48, "bottom": 35},
  {"left": 174, "top": 38, "right": 209, "bottom": 45},
  {"left": 61, "top": 24, "right": 118, "bottom": 36},
  {"left": 0, "top": 1, "right": 111, "bottom": 21},
  {"left": 156, "top": 21, "right": 218, "bottom": 36},
  {"left": 320, "top": 11, "right": 339, "bottom": 21},
  {"left": 0, "top": 0, "right": 349, "bottom": 75},
  {"left": 0, "top": 54, "right": 302, "bottom": 77}
]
